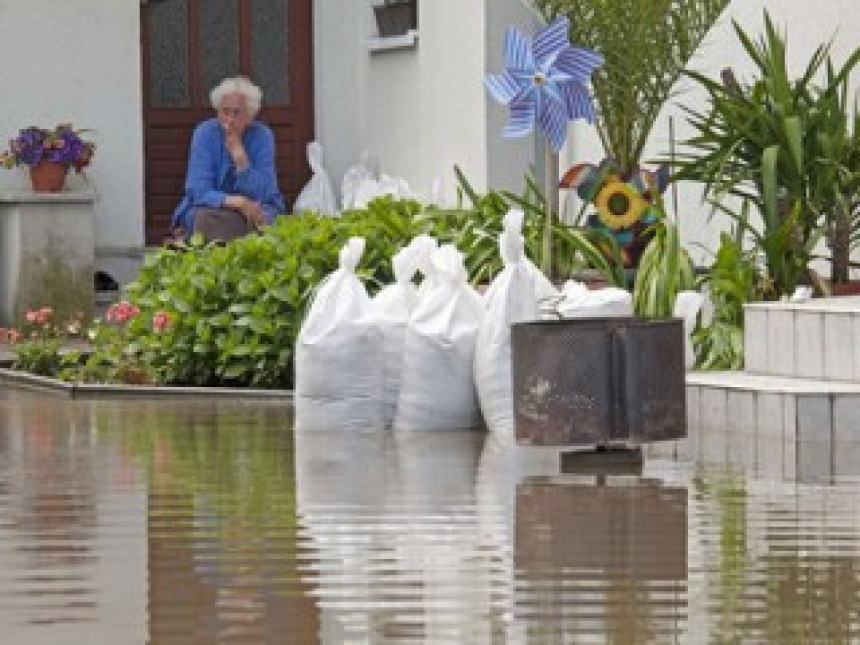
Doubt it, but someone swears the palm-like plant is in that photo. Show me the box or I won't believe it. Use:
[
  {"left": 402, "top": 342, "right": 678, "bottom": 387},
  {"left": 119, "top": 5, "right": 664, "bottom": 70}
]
[
  {"left": 673, "top": 13, "right": 860, "bottom": 295},
  {"left": 527, "top": 0, "right": 729, "bottom": 176}
]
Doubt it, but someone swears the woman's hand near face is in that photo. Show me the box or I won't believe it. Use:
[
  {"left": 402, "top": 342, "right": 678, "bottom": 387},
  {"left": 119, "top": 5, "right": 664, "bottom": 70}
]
[{"left": 225, "top": 124, "right": 250, "bottom": 172}]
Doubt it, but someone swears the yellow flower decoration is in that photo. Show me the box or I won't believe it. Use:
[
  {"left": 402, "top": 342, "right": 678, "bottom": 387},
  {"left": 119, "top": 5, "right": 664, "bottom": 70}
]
[{"left": 595, "top": 180, "right": 647, "bottom": 230}]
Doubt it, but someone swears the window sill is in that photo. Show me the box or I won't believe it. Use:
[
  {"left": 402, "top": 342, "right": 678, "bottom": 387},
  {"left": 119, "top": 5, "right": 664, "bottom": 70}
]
[{"left": 367, "top": 29, "right": 418, "bottom": 53}]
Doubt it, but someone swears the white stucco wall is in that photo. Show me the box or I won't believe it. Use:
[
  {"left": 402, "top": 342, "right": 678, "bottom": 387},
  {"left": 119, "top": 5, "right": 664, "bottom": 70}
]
[
  {"left": 315, "top": 0, "right": 518, "bottom": 206},
  {"left": 0, "top": 0, "right": 143, "bottom": 255}
]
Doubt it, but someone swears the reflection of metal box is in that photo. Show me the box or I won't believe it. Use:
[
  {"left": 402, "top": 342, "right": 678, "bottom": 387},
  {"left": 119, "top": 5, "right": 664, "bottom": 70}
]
[{"left": 512, "top": 318, "right": 686, "bottom": 446}]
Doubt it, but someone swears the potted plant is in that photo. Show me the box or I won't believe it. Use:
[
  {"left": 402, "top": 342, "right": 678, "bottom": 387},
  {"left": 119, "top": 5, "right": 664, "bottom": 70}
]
[
  {"left": 0, "top": 124, "right": 95, "bottom": 192},
  {"left": 373, "top": 0, "right": 417, "bottom": 38},
  {"left": 672, "top": 13, "right": 860, "bottom": 298}
]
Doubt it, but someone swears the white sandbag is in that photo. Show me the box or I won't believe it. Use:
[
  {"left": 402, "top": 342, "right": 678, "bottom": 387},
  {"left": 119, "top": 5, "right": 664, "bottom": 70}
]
[
  {"left": 294, "top": 238, "right": 381, "bottom": 430},
  {"left": 293, "top": 141, "right": 338, "bottom": 217},
  {"left": 557, "top": 280, "right": 632, "bottom": 318},
  {"left": 474, "top": 209, "right": 539, "bottom": 442},
  {"left": 673, "top": 290, "right": 704, "bottom": 370},
  {"left": 341, "top": 150, "right": 376, "bottom": 211},
  {"left": 395, "top": 244, "right": 485, "bottom": 432},
  {"left": 411, "top": 234, "right": 440, "bottom": 298},
  {"left": 358, "top": 241, "right": 422, "bottom": 427}
]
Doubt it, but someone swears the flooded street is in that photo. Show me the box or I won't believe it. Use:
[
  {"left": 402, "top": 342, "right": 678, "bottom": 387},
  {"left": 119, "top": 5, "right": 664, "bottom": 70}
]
[{"left": 1, "top": 388, "right": 859, "bottom": 643}]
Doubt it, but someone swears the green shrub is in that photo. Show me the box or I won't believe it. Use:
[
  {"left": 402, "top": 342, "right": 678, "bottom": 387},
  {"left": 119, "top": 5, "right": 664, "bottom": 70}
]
[
  {"left": 693, "top": 233, "right": 763, "bottom": 370},
  {"left": 73, "top": 192, "right": 620, "bottom": 389}
]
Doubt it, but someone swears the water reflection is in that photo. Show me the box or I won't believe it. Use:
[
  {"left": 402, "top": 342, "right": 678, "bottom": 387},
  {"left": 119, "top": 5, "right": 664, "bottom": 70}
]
[{"left": 1, "top": 389, "right": 860, "bottom": 643}]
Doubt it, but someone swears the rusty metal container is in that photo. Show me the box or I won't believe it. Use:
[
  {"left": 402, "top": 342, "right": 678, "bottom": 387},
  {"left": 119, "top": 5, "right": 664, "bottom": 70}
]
[{"left": 512, "top": 317, "right": 686, "bottom": 446}]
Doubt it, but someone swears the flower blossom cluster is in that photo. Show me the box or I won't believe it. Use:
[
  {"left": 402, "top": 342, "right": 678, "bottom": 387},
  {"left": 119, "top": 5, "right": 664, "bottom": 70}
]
[
  {"left": 106, "top": 300, "right": 140, "bottom": 324},
  {"left": 0, "top": 327, "right": 22, "bottom": 344},
  {"left": 0, "top": 124, "right": 95, "bottom": 171},
  {"left": 152, "top": 311, "right": 173, "bottom": 333},
  {"left": 25, "top": 306, "right": 54, "bottom": 326}
]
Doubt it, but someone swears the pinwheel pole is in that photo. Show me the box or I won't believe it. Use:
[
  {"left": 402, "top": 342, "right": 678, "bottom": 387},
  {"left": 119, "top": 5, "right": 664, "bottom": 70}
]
[
  {"left": 484, "top": 16, "right": 603, "bottom": 277},
  {"left": 542, "top": 144, "right": 558, "bottom": 274}
]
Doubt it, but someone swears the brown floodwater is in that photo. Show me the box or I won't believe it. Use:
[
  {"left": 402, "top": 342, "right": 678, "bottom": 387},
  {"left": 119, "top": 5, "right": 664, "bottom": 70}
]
[{"left": 1, "top": 388, "right": 859, "bottom": 644}]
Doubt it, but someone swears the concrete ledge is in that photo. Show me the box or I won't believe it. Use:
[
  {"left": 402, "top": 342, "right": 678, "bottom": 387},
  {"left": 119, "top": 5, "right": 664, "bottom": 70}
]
[
  {"left": 0, "top": 368, "right": 292, "bottom": 400},
  {"left": 687, "top": 370, "right": 860, "bottom": 394},
  {"left": 0, "top": 189, "right": 96, "bottom": 204}
]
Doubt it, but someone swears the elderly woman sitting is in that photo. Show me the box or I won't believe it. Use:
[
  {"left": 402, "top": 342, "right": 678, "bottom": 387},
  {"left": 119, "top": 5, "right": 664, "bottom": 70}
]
[{"left": 171, "top": 76, "right": 285, "bottom": 241}]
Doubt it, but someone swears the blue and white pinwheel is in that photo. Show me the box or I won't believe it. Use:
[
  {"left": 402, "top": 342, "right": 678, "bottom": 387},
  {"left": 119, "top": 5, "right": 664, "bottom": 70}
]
[{"left": 484, "top": 17, "right": 603, "bottom": 152}]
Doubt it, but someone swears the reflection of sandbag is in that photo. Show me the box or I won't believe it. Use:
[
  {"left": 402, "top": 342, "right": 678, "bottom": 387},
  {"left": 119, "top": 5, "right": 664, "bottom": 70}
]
[
  {"left": 557, "top": 281, "right": 632, "bottom": 318},
  {"left": 293, "top": 141, "right": 338, "bottom": 216},
  {"left": 294, "top": 238, "right": 382, "bottom": 431},
  {"left": 395, "top": 245, "right": 485, "bottom": 432},
  {"left": 673, "top": 290, "right": 704, "bottom": 369},
  {"left": 358, "top": 240, "right": 422, "bottom": 427},
  {"left": 475, "top": 209, "right": 540, "bottom": 443}
]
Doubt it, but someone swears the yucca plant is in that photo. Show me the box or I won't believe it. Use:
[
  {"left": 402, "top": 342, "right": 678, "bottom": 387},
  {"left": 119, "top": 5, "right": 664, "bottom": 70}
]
[
  {"left": 809, "top": 63, "right": 860, "bottom": 284},
  {"left": 527, "top": 0, "right": 729, "bottom": 176},
  {"left": 674, "top": 13, "right": 860, "bottom": 296}
]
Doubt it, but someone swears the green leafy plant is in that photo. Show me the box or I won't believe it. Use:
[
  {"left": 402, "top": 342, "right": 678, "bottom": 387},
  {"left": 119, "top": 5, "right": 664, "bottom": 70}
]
[
  {"left": 632, "top": 188, "right": 696, "bottom": 317},
  {"left": 674, "top": 12, "right": 860, "bottom": 296},
  {"left": 809, "top": 63, "right": 860, "bottom": 284},
  {"left": 453, "top": 166, "right": 626, "bottom": 286},
  {"left": 527, "top": 0, "right": 729, "bottom": 176},
  {"left": 693, "top": 232, "right": 763, "bottom": 370}
]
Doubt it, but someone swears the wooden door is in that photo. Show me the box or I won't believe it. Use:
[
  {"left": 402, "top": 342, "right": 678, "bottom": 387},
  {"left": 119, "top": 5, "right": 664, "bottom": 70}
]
[{"left": 142, "top": 0, "right": 313, "bottom": 244}]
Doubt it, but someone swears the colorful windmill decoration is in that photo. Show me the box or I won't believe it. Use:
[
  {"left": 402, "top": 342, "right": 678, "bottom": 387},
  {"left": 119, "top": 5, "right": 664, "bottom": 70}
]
[
  {"left": 560, "top": 159, "right": 670, "bottom": 268},
  {"left": 484, "top": 16, "right": 604, "bottom": 152}
]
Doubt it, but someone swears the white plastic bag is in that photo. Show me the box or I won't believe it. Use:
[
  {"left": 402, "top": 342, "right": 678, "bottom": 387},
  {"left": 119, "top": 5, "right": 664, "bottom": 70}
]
[
  {"left": 474, "top": 209, "right": 540, "bottom": 442},
  {"left": 357, "top": 240, "right": 423, "bottom": 427},
  {"left": 294, "top": 237, "right": 382, "bottom": 430},
  {"left": 673, "top": 290, "right": 704, "bottom": 370},
  {"left": 341, "top": 150, "right": 376, "bottom": 211},
  {"left": 556, "top": 281, "right": 632, "bottom": 318},
  {"left": 293, "top": 141, "right": 338, "bottom": 217},
  {"left": 395, "top": 245, "right": 485, "bottom": 432}
]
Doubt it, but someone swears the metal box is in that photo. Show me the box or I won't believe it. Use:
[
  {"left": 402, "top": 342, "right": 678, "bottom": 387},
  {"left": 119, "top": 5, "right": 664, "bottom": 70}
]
[{"left": 512, "top": 317, "right": 686, "bottom": 446}]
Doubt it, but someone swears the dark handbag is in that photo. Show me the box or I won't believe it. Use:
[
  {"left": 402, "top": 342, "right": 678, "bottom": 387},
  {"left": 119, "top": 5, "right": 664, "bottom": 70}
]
[{"left": 191, "top": 206, "right": 253, "bottom": 243}]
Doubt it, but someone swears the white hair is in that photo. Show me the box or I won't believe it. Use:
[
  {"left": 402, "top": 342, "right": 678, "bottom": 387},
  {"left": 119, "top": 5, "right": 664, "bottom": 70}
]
[{"left": 210, "top": 76, "right": 263, "bottom": 116}]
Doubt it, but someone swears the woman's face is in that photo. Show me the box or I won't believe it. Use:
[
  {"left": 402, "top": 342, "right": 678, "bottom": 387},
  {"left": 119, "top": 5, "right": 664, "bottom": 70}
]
[{"left": 217, "top": 92, "right": 252, "bottom": 133}]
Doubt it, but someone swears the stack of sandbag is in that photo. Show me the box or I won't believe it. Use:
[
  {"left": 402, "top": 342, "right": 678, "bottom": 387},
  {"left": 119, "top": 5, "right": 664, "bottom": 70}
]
[
  {"left": 395, "top": 245, "right": 485, "bottom": 432},
  {"left": 474, "top": 209, "right": 551, "bottom": 442},
  {"left": 357, "top": 239, "right": 423, "bottom": 427},
  {"left": 294, "top": 237, "right": 381, "bottom": 431}
]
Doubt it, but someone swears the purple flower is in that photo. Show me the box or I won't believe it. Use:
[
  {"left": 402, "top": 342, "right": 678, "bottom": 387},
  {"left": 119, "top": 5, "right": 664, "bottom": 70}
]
[{"left": 0, "top": 124, "right": 95, "bottom": 171}]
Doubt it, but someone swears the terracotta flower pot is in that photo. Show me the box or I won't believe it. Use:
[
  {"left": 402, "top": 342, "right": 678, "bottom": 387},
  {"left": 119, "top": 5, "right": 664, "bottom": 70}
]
[{"left": 29, "top": 161, "right": 68, "bottom": 193}]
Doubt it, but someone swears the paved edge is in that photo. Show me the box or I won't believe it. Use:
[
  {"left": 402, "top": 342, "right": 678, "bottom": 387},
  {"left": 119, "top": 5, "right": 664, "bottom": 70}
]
[{"left": 0, "top": 368, "right": 292, "bottom": 400}]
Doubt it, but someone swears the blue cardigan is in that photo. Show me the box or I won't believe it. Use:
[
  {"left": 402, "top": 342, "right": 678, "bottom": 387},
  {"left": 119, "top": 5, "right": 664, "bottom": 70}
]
[{"left": 171, "top": 118, "right": 286, "bottom": 231}]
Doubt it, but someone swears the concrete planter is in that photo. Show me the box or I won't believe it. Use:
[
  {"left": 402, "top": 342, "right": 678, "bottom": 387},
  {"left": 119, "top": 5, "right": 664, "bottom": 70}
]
[{"left": 0, "top": 190, "right": 95, "bottom": 326}]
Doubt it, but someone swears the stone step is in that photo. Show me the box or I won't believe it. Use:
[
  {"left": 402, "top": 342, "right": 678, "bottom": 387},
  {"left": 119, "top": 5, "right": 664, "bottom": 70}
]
[
  {"left": 744, "top": 296, "right": 860, "bottom": 382},
  {"left": 646, "top": 371, "right": 860, "bottom": 483}
]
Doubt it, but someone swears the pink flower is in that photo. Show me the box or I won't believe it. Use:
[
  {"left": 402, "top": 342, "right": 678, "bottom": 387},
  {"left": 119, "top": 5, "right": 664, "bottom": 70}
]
[
  {"left": 107, "top": 300, "right": 140, "bottom": 324},
  {"left": 25, "top": 307, "right": 54, "bottom": 326},
  {"left": 152, "top": 311, "right": 173, "bottom": 333},
  {"left": 7, "top": 329, "right": 21, "bottom": 344}
]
